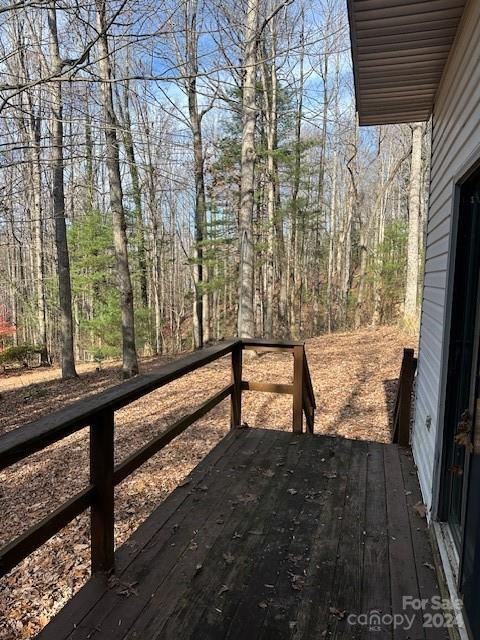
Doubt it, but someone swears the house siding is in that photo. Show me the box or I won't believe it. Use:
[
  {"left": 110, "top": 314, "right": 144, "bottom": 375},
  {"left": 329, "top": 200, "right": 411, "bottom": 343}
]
[{"left": 412, "top": 0, "right": 480, "bottom": 510}]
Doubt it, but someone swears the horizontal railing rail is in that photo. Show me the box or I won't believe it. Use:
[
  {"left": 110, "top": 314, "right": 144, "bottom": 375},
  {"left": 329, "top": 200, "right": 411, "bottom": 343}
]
[
  {"left": 0, "top": 340, "right": 238, "bottom": 471},
  {"left": 0, "top": 338, "right": 316, "bottom": 579}
]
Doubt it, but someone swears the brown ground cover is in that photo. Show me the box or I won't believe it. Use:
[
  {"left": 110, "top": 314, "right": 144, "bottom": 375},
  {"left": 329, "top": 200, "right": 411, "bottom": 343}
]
[{"left": 0, "top": 326, "right": 416, "bottom": 638}]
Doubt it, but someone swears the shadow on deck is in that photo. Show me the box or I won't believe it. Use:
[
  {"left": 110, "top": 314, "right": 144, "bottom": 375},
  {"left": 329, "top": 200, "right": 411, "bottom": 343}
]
[{"left": 39, "top": 428, "right": 446, "bottom": 640}]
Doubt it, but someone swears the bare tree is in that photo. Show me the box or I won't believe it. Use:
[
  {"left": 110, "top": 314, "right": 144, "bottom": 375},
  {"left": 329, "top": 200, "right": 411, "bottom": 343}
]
[
  {"left": 95, "top": 0, "right": 138, "bottom": 377},
  {"left": 404, "top": 122, "right": 424, "bottom": 321},
  {"left": 184, "top": 0, "right": 208, "bottom": 347},
  {"left": 237, "top": 0, "right": 259, "bottom": 338},
  {"left": 47, "top": 1, "right": 77, "bottom": 379}
]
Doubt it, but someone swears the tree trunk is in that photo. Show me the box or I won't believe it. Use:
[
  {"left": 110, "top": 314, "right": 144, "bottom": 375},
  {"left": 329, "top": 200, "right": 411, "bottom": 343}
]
[
  {"left": 190, "top": 85, "right": 207, "bottom": 348},
  {"left": 85, "top": 105, "right": 95, "bottom": 211},
  {"left": 313, "top": 53, "right": 329, "bottom": 334},
  {"left": 262, "top": 37, "right": 278, "bottom": 338},
  {"left": 404, "top": 123, "right": 424, "bottom": 319},
  {"left": 237, "top": 0, "right": 258, "bottom": 339},
  {"left": 119, "top": 82, "right": 148, "bottom": 308},
  {"left": 95, "top": 0, "right": 138, "bottom": 377},
  {"left": 290, "top": 11, "right": 304, "bottom": 339},
  {"left": 326, "top": 150, "right": 338, "bottom": 332},
  {"left": 354, "top": 229, "right": 367, "bottom": 330},
  {"left": 183, "top": 0, "right": 208, "bottom": 348},
  {"left": 29, "top": 115, "right": 49, "bottom": 364},
  {"left": 48, "top": 2, "right": 77, "bottom": 379}
]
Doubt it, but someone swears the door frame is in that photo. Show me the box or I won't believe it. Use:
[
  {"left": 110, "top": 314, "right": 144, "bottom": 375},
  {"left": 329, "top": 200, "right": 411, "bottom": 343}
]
[{"left": 430, "top": 152, "right": 480, "bottom": 585}]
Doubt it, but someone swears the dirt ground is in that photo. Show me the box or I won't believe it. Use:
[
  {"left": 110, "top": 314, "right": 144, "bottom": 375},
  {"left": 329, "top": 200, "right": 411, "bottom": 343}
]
[{"left": 0, "top": 326, "right": 417, "bottom": 639}]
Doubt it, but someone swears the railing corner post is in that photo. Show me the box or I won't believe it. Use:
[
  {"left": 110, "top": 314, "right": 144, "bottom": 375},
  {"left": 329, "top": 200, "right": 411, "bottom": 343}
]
[
  {"left": 90, "top": 408, "right": 115, "bottom": 573},
  {"left": 231, "top": 343, "right": 243, "bottom": 429},
  {"left": 293, "top": 345, "right": 304, "bottom": 433},
  {"left": 396, "top": 348, "right": 416, "bottom": 447}
]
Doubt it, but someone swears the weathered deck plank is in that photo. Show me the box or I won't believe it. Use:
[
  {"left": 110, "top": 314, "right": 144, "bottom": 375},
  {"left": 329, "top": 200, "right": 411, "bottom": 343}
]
[
  {"left": 360, "top": 441, "right": 391, "bottom": 640},
  {"left": 399, "top": 447, "right": 446, "bottom": 640},
  {"left": 38, "top": 429, "right": 446, "bottom": 640},
  {"left": 385, "top": 445, "right": 426, "bottom": 640}
]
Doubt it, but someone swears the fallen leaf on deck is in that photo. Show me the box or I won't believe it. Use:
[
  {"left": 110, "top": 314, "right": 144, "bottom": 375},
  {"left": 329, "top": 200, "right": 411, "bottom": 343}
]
[
  {"left": 116, "top": 582, "right": 138, "bottom": 598},
  {"left": 237, "top": 493, "right": 257, "bottom": 503},
  {"left": 413, "top": 501, "right": 428, "bottom": 518},
  {"left": 223, "top": 552, "right": 235, "bottom": 565},
  {"left": 291, "top": 574, "right": 306, "bottom": 591}
]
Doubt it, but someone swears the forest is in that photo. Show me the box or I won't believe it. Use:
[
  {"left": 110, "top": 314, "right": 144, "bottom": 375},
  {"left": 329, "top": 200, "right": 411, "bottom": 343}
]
[{"left": 0, "top": 0, "right": 428, "bottom": 379}]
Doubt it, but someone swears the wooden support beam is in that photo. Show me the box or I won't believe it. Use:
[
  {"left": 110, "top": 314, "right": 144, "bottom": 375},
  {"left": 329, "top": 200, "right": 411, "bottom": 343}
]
[
  {"left": 90, "top": 409, "right": 115, "bottom": 573},
  {"left": 241, "top": 381, "right": 293, "bottom": 395},
  {"left": 397, "top": 349, "right": 416, "bottom": 446},
  {"left": 393, "top": 348, "right": 417, "bottom": 446},
  {"left": 242, "top": 345, "right": 294, "bottom": 353},
  {"left": 231, "top": 346, "right": 242, "bottom": 428},
  {"left": 293, "top": 345, "right": 304, "bottom": 433}
]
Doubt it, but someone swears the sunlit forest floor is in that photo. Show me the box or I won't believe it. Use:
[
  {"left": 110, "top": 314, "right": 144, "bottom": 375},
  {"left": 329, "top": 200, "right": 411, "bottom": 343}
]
[{"left": 0, "top": 326, "right": 417, "bottom": 638}]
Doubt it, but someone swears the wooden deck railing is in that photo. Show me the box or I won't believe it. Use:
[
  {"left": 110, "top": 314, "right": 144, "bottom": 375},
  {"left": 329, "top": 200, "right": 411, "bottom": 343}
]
[
  {"left": 392, "top": 347, "right": 417, "bottom": 446},
  {"left": 0, "top": 338, "right": 316, "bottom": 578}
]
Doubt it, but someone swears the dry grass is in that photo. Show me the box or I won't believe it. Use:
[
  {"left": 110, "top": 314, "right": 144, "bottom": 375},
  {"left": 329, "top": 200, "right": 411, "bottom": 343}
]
[{"left": 0, "top": 325, "right": 417, "bottom": 639}]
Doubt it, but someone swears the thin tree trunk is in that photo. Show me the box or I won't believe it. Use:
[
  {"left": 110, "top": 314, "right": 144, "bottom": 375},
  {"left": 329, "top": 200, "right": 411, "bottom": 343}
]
[
  {"left": 404, "top": 123, "right": 424, "bottom": 319},
  {"left": 312, "top": 54, "right": 329, "bottom": 334},
  {"left": 182, "top": 0, "right": 208, "bottom": 348},
  {"left": 141, "top": 107, "right": 163, "bottom": 354},
  {"left": 262, "top": 35, "right": 277, "bottom": 338},
  {"left": 95, "top": 0, "right": 138, "bottom": 377},
  {"left": 237, "top": 0, "right": 258, "bottom": 338},
  {"left": 29, "top": 115, "right": 49, "bottom": 363},
  {"left": 18, "top": 26, "right": 49, "bottom": 363},
  {"left": 290, "top": 10, "right": 304, "bottom": 338},
  {"left": 85, "top": 106, "right": 95, "bottom": 211},
  {"left": 354, "top": 230, "right": 367, "bottom": 330},
  {"left": 326, "top": 151, "right": 338, "bottom": 332},
  {"left": 48, "top": 2, "right": 77, "bottom": 379},
  {"left": 118, "top": 82, "right": 148, "bottom": 308}
]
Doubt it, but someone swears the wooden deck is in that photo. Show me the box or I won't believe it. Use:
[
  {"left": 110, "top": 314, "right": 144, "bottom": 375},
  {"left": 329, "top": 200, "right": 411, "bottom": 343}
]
[{"left": 39, "top": 428, "right": 446, "bottom": 640}]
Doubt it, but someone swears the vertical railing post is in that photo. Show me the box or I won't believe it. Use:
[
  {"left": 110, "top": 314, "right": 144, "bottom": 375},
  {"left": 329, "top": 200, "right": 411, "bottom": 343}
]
[
  {"left": 231, "top": 343, "right": 243, "bottom": 428},
  {"left": 398, "top": 348, "right": 415, "bottom": 446},
  {"left": 293, "top": 345, "right": 304, "bottom": 433},
  {"left": 90, "top": 408, "right": 115, "bottom": 573}
]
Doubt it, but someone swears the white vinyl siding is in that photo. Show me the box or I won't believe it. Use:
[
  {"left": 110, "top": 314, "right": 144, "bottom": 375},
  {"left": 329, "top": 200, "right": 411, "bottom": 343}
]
[{"left": 412, "top": 0, "right": 480, "bottom": 508}]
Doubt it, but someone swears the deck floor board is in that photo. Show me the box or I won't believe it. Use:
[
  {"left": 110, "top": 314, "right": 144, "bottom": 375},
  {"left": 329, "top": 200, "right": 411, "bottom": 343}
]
[{"left": 38, "top": 429, "right": 448, "bottom": 640}]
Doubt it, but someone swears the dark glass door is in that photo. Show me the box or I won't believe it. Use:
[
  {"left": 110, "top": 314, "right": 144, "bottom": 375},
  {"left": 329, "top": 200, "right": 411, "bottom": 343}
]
[
  {"left": 442, "top": 168, "right": 480, "bottom": 637},
  {"left": 441, "top": 171, "right": 480, "bottom": 547},
  {"left": 461, "top": 400, "right": 480, "bottom": 639},
  {"left": 459, "top": 183, "right": 480, "bottom": 640}
]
